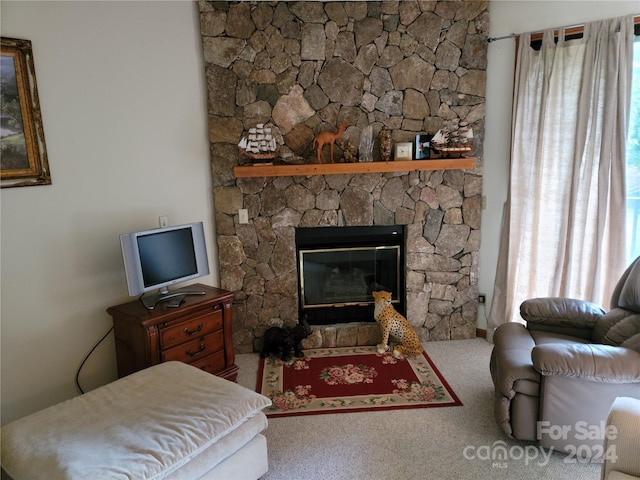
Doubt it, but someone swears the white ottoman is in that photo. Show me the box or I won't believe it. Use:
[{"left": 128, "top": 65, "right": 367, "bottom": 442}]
[{"left": 1, "top": 362, "right": 271, "bottom": 480}]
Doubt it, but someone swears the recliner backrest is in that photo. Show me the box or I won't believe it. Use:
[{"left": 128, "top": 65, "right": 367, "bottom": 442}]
[
  {"left": 610, "top": 256, "right": 640, "bottom": 313},
  {"left": 591, "top": 257, "right": 640, "bottom": 350}
]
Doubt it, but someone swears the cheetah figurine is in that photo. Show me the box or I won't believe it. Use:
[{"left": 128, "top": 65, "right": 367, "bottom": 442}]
[{"left": 372, "top": 290, "right": 423, "bottom": 360}]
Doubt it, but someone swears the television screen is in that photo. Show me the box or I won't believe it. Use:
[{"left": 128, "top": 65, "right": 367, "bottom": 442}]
[
  {"left": 138, "top": 228, "right": 198, "bottom": 287},
  {"left": 119, "top": 222, "right": 210, "bottom": 309}
]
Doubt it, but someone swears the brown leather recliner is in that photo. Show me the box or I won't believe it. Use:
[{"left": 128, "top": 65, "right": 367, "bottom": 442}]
[{"left": 490, "top": 257, "right": 640, "bottom": 456}]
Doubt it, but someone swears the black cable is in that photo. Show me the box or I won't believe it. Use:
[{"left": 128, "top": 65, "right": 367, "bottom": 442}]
[{"left": 75, "top": 326, "right": 114, "bottom": 394}]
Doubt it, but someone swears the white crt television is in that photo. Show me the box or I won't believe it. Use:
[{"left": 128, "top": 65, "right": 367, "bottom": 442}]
[{"left": 119, "top": 222, "right": 210, "bottom": 309}]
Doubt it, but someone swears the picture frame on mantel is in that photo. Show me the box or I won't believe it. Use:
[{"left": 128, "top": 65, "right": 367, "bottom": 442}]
[
  {"left": 1, "top": 37, "right": 51, "bottom": 188},
  {"left": 415, "top": 134, "right": 432, "bottom": 160},
  {"left": 394, "top": 142, "right": 413, "bottom": 161}
]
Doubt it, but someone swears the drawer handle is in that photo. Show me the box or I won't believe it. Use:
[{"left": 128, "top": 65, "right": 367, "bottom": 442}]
[
  {"left": 186, "top": 343, "right": 206, "bottom": 357},
  {"left": 183, "top": 323, "right": 203, "bottom": 336}
]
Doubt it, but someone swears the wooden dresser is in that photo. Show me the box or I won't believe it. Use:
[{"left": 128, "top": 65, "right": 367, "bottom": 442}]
[{"left": 107, "top": 284, "right": 238, "bottom": 381}]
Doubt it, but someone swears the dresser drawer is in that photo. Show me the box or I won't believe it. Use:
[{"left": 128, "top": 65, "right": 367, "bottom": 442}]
[
  {"left": 161, "top": 332, "right": 224, "bottom": 363},
  {"left": 159, "top": 309, "right": 223, "bottom": 349},
  {"left": 188, "top": 350, "right": 226, "bottom": 374}
]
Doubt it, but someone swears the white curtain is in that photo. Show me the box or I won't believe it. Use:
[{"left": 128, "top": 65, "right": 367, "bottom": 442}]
[{"left": 487, "top": 16, "right": 634, "bottom": 341}]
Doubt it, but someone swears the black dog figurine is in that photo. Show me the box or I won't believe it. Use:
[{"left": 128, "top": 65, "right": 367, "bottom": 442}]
[{"left": 261, "top": 317, "right": 311, "bottom": 361}]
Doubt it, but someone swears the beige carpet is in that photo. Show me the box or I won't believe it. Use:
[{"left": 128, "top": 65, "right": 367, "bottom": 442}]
[{"left": 236, "top": 338, "right": 601, "bottom": 480}]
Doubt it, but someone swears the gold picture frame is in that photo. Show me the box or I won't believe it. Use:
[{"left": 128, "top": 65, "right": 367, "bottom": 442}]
[
  {"left": 1, "top": 37, "right": 51, "bottom": 188},
  {"left": 394, "top": 142, "right": 413, "bottom": 161}
]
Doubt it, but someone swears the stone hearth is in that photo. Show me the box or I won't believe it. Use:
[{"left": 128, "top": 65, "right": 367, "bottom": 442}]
[{"left": 199, "top": 1, "right": 488, "bottom": 353}]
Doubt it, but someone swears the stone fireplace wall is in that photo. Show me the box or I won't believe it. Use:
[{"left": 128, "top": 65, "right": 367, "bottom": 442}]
[{"left": 198, "top": 1, "right": 488, "bottom": 353}]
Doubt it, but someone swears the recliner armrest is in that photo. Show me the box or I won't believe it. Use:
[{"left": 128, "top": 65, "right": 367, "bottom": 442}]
[
  {"left": 532, "top": 343, "right": 640, "bottom": 383},
  {"left": 521, "top": 298, "right": 605, "bottom": 338}
]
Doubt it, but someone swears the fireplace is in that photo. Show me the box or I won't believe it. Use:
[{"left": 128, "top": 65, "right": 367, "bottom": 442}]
[{"left": 296, "top": 225, "right": 406, "bottom": 325}]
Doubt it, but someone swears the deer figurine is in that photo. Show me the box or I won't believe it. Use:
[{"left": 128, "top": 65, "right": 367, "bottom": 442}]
[{"left": 313, "top": 123, "right": 347, "bottom": 164}]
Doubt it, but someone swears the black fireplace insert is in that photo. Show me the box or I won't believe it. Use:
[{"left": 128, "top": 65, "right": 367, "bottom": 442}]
[{"left": 295, "top": 225, "right": 405, "bottom": 325}]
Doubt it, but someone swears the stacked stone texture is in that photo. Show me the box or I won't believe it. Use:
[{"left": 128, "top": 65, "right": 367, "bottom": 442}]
[{"left": 200, "top": 0, "right": 488, "bottom": 353}]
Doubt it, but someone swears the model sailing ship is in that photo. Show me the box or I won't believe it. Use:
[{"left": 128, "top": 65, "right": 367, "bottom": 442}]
[
  {"left": 238, "top": 123, "right": 279, "bottom": 162},
  {"left": 431, "top": 119, "right": 473, "bottom": 157}
]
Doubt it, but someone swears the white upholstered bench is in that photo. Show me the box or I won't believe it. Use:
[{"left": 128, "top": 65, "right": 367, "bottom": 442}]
[{"left": 1, "top": 361, "right": 271, "bottom": 480}]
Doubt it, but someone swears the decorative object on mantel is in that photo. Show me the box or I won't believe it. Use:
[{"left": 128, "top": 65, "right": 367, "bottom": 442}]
[
  {"left": 339, "top": 139, "right": 357, "bottom": 162},
  {"left": 313, "top": 123, "right": 347, "bottom": 164},
  {"left": 257, "top": 346, "right": 462, "bottom": 417},
  {"left": 415, "top": 134, "right": 432, "bottom": 160},
  {"left": 394, "top": 142, "right": 413, "bottom": 161},
  {"left": 431, "top": 119, "right": 474, "bottom": 158},
  {"left": 379, "top": 125, "right": 392, "bottom": 162},
  {"left": 238, "top": 123, "right": 282, "bottom": 163},
  {"left": 280, "top": 152, "right": 306, "bottom": 165},
  {"left": 1, "top": 37, "right": 51, "bottom": 188},
  {"left": 358, "top": 125, "right": 374, "bottom": 162}
]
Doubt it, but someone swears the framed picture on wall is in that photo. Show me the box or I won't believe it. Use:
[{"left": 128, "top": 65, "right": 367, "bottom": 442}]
[{"left": 1, "top": 37, "right": 51, "bottom": 188}]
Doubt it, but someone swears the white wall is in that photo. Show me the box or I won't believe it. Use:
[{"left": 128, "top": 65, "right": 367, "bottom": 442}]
[
  {"left": 478, "top": 0, "right": 639, "bottom": 330},
  {"left": 0, "top": 1, "right": 217, "bottom": 424}
]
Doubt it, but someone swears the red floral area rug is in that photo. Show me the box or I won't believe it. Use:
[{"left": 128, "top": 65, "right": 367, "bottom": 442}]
[{"left": 256, "top": 346, "right": 462, "bottom": 417}]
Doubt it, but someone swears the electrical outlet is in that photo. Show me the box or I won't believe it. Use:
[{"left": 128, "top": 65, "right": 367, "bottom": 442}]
[
  {"left": 238, "top": 209, "right": 249, "bottom": 224},
  {"left": 478, "top": 294, "right": 486, "bottom": 304},
  {"left": 159, "top": 215, "right": 169, "bottom": 228}
]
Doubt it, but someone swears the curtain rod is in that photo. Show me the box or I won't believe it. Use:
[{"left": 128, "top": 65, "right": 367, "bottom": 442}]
[
  {"left": 487, "top": 33, "right": 517, "bottom": 43},
  {"left": 488, "top": 24, "right": 583, "bottom": 43},
  {"left": 487, "top": 15, "right": 639, "bottom": 44}
]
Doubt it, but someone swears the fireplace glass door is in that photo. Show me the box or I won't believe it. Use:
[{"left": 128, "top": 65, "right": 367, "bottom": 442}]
[
  {"left": 296, "top": 225, "right": 405, "bottom": 325},
  {"left": 299, "top": 246, "right": 400, "bottom": 309}
]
